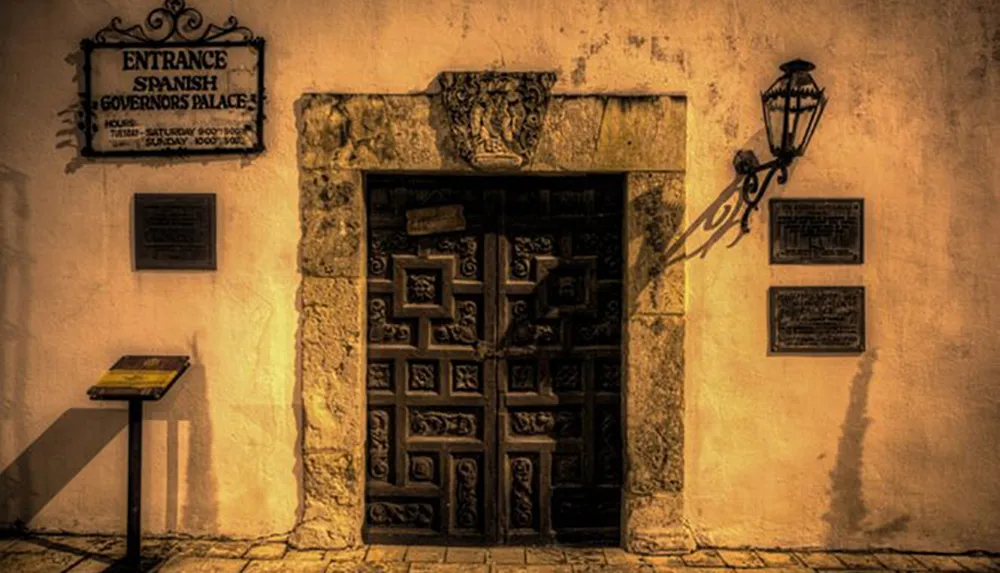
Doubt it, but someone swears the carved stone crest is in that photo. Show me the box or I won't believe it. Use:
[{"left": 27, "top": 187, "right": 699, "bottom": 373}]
[{"left": 439, "top": 72, "right": 557, "bottom": 170}]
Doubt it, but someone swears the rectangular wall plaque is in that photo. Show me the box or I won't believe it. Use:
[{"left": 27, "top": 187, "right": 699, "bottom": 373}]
[
  {"left": 769, "top": 286, "right": 865, "bottom": 353},
  {"left": 80, "top": 2, "right": 265, "bottom": 157},
  {"left": 134, "top": 193, "right": 216, "bottom": 270},
  {"left": 770, "top": 199, "right": 864, "bottom": 264}
]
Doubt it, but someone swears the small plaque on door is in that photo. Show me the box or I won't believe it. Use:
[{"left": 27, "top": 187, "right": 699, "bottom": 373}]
[{"left": 406, "top": 204, "right": 466, "bottom": 236}]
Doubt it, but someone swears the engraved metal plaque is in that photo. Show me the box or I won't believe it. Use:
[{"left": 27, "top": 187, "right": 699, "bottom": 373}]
[
  {"left": 769, "top": 286, "right": 865, "bottom": 353},
  {"left": 770, "top": 199, "right": 863, "bottom": 264},
  {"left": 134, "top": 193, "right": 216, "bottom": 270}
]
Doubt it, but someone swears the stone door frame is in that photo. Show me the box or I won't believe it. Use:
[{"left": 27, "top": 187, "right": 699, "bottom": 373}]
[{"left": 292, "top": 90, "right": 692, "bottom": 553}]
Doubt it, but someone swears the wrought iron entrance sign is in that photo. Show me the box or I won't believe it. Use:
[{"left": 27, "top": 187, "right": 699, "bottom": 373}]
[{"left": 80, "top": 0, "right": 265, "bottom": 157}]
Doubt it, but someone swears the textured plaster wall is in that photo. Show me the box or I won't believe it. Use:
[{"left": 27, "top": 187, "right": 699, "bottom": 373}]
[{"left": 1, "top": 0, "right": 997, "bottom": 550}]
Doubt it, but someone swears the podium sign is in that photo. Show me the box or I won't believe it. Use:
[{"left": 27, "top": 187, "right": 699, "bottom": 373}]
[
  {"left": 88, "top": 354, "right": 190, "bottom": 570},
  {"left": 88, "top": 355, "right": 190, "bottom": 399}
]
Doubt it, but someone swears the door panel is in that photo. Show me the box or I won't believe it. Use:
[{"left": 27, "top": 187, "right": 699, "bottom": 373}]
[
  {"left": 498, "top": 178, "right": 623, "bottom": 544},
  {"left": 364, "top": 174, "right": 623, "bottom": 545}
]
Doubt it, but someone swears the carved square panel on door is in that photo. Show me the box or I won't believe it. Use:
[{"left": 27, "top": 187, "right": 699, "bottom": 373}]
[{"left": 365, "top": 174, "right": 623, "bottom": 545}]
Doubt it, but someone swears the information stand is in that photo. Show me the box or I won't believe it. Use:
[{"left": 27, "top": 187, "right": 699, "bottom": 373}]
[{"left": 88, "top": 355, "right": 190, "bottom": 571}]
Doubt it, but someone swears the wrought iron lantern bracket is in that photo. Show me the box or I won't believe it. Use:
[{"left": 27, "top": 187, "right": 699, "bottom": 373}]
[{"left": 733, "top": 59, "right": 827, "bottom": 233}]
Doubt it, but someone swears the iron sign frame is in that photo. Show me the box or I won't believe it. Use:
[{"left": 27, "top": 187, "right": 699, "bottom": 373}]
[{"left": 79, "top": 0, "right": 266, "bottom": 158}]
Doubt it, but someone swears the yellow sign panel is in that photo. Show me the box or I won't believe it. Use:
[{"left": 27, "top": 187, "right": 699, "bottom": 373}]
[{"left": 96, "top": 369, "right": 178, "bottom": 389}]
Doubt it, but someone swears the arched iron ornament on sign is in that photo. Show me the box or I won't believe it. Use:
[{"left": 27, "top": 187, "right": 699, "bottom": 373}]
[{"left": 79, "top": 0, "right": 266, "bottom": 158}]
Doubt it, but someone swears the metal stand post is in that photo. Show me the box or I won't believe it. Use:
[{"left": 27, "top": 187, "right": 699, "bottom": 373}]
[{"left": 126, "top": 399, "right": 143, "bottom": 570}]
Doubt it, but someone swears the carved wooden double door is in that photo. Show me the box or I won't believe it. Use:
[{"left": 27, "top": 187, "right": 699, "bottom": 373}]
[{"left": 364, "top": 174, "right": 624, "bottom": 545}]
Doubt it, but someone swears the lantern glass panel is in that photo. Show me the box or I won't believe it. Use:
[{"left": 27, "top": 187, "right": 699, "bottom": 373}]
[{"left": 760, "top": 61, "right": 827, "bottom": 159}]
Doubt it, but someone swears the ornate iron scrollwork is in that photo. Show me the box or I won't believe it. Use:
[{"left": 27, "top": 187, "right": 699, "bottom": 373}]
[
  {"left": 91, "top": 0, "right": 256, "bottom": 44},
  {"left": 439, "top": 72, "right": 557, "bottom": 170}
]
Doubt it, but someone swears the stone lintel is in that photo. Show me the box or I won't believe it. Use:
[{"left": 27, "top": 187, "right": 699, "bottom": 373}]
[{"left": 298, "top": 94, "right": 685, "bottom": 172}]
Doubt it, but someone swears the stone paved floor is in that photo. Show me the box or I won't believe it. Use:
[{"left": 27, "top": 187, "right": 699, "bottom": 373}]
[{"left": 0, "top": 535, "right": 998, "bottom": 573}]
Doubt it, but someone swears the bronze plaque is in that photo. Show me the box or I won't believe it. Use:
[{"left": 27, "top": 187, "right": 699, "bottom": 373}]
[
  {"left": 770, "top": 199, "right": 863, "bottom": 264},
  {"left": 134, "top": 193, "right": 216, "bottom": 270},
  {"left": 769, "top": 286, "right": 865, "bottom": 353}
]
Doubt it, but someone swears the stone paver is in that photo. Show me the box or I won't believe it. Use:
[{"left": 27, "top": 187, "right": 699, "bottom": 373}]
[
  {"left": 335, "top": 564, "right": 411, "bottom": 572},
  {"left": 368, "top": 545, "right": 408, "bottom": 561},
  {"left": 0, "top": 550, "right": 82, "bottom": 572},
  {"left": 913, "top": 554, "right": 970, "bottom": 571},
  {"left": 247, "top": 542, "right": 291, "bottom": 560},
  {"left": 405, "top": 546, "right": 446, "bottom": 562},
  {"left": 566, "top": 549, "right": 608, "bottom": 565},
  {"left": 645, "top": 554, "right": 687, "bottom": 567},
  {"left": 66, "top": 558, "right": 115, "bottom": 573},
  {"left": 410, "top": 564, "right": 491, "bottom": 573},
  {"left": 328, "top": 549, "right": 368, "bottom": 562},
  {"left": 244, "top": 559, "right": 330, "bottom": 572},
  {"left": 491, "top": 547, "right": 528, "bottom": 564},
  {"left": 718, "top": 550, "right": 766, "bottom": 568},
  {"left": 446, "top": 546, "right": 488, "bottom": 563},
  {"left": 494, "top": 566, "right": 574, "bottom": 573},
  {"left": 875, "top": 553, "right": 927, "bottom": 570},
  {"left": 951, "top": 555, "right": 1000, "bottom": 572},
  {"left": 205, "top": 540, "right": 253, "bottom": 558},
  {"left": 1, "top": 538, "right": 51, "bottom": 553},
  {"left": 756, "top": 552, "right": 805, "bottom": 568},
  {"left": 286, "top": 549, "right": 330, "bottom": 561},
  {"left": 681, "top": 550, "right": 727, "bottom": 567},
  {"left": 0, "top": 535, "right": 998, "bottom": 573},
  {"left": 605, "top": 548, "right": 645, "bottom": 565},
  {"left": 157, "top": 556, "right": 248, "bottom": 572},
  {"left": 527, "top": 547, "right": 568, "bottom": 564},
  {"left": 794, "top": 552, "right": 846, "bottom": 569}
]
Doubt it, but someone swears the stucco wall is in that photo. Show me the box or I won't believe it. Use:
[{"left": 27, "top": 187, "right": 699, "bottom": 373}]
[{"left": 1, "top": 0, "right": 997, "bottom": 551}]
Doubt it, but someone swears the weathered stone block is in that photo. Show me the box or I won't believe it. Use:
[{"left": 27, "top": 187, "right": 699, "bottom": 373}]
[
  {"left": 300, "top": 168, "right": 362, "bottom": 213},
  {"left": 532, "top": 97, "right": 605, "bottom": 170},
  {"left": 624, "top": 501, "right": 695, "bottom": 554},
  {"left": 299, "top": 288, "right": 365, "bottom": 451},
  {"left": 625, "top": 315, "right": 684, "bottom": 409},
  {"left": 299, "top": 301, "right": 363, "bottom": 378},
  {"left": 300, "top": 95, "right": 400, "bottom": 170},
  {"left": 290, "top": 518, "right": 359, "bottom": 551},
  {"left": 300, "top": 206, "right": 363, "bottom": 278},
  {"left": 625, "top": 316, "right": 685, "bottom": 495},
  {"left": 627, "top": 171, "right": 685, "bottom": 316},
  {"left": 594, "top": 97, "right": 685, "bottom": 171},
  {"left": 300, "top": 276, "right": 364, "bottom": 311}
]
